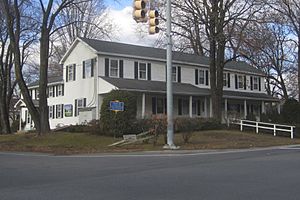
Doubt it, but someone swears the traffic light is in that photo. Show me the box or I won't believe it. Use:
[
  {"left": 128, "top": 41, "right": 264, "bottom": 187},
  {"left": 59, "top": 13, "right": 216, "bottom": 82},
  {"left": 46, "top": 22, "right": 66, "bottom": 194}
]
[
  {"left": 149, "top": 10, "right": 159, "bottom": 34},
  {"left": 133, "top": 0, "right": 147, "bottom": 22}
]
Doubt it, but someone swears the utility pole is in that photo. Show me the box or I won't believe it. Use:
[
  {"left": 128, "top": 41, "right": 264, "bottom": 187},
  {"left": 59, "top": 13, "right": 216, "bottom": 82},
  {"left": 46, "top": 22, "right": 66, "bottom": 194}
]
[{"left": 164, "top": 0, "right": 178, "bottom": 149}]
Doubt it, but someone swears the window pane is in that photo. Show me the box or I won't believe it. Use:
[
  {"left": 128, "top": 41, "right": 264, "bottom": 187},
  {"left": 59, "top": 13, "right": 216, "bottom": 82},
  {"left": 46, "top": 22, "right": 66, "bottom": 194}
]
[
  {"left": 139, "top": 63, "right": 147, "bottom": 79},
  {"left": 68, "top": 65, "right": 73, "bottom": 81},
  {"left": 238, "top": 75, "right": 244, "bottom": 88},
  {"left": 110, "top": 60, "right": 118, "bottom": 77},
  {"left": 253, "top": 77, "right": 258, "bottom": 90},
  {"left": 172, "top": 67, "right": 177, "bottom": 82},
  {"left": 199, "top": 70, "right": 205, "bottom": 84},
  {"left": 85, "top": 59, "right": 92, "bottom": 78},
  {"left": 223, "top": 73, "right": 227, "bottom": 86}
]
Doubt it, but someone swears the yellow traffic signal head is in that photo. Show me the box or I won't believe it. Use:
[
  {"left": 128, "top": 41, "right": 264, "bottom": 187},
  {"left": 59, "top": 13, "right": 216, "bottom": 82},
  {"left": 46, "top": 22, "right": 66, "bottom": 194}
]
[
  {"left": 148, "top": 9, "right": 159, "bottom": 34},
  {"left": 133, "top": 0, "right": 148, "bottom": 22}
]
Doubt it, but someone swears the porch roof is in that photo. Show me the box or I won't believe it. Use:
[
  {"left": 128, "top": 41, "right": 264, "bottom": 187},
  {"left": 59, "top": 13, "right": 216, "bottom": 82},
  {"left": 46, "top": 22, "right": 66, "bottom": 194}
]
[{"left": 100, "top": 77, "right": 279, "bottom": 102}]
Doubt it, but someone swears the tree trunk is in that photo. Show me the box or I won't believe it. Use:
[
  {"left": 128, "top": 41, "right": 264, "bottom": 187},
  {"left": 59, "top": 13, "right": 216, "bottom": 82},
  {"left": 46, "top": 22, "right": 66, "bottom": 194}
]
[
  {"left": 298, "top": 33, "right": 300, "bottom": 101},
  {"left": 39, "top": 28, "right": 51, "bottom": 134}
]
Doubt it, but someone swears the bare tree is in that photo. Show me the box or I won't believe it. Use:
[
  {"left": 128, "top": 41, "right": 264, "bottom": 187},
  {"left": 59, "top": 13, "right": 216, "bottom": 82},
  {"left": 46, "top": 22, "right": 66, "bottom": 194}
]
[
  {"left": 268, "top": 0, "right": 300, "bottom": 99},
  {"left": 157, "top": 0, "right": 262, "bottom": 121},
  {"left": 238, "top": 21, "right": 296, "bottom": 99},
  {"left": 1, "top": 0, "right": 41, "bottom": 133}
]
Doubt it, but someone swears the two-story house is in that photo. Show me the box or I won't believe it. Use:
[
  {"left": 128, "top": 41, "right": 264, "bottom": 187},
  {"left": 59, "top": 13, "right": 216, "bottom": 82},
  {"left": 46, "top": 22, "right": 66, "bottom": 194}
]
[{"left": 16, "top": 37, "right": 278, "bottom": 130}]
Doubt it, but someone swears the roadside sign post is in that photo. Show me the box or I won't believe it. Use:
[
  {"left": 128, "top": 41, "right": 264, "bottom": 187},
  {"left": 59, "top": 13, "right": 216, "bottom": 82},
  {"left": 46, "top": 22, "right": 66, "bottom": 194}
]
[{"left": 110, "top": 100, "right": 124, "bottom": 138}]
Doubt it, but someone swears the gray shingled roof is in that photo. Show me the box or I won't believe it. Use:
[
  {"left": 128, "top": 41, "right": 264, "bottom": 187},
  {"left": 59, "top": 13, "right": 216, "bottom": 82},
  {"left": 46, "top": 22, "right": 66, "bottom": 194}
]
[
  {"left": 100, "top": 77, "right": 278, "bottom": 101},
  {"left": 28, "top": 76, "right": 63, "bottom": 87},
  {"left": 80, "top": 37, "right": 264, "bottom": 75}
]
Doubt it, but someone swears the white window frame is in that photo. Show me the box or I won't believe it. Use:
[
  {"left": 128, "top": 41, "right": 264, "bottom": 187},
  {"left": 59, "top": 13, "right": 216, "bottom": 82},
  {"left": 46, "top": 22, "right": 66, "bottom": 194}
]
[
  {"left": 57, "top": 104, "right": 63, "bottom": 118},
  {"left": 68, "top": 65, "right": 74, "bottom": 81},
  {"left": 49, "top": 87, "right": 53, "bottom": 97},
  {"left": 76, "top": 98, "right": 85, "bottom": 114},
  {"left": 253, "top": 77, "right": 259, "bottom": 90},
  {"left": 109, "top": 59, "right": 119, "bottom": 78},
  {"left": 223, "top": 73, "right": 227, "bottom": 87},
  {"left": 49, "top": 106, "right": 53, "bottom": 118},
  {"left": 172, "top": 67, "right": 177, "bottom": 82},
  {"left": 238, "top": 75, "right": 244, "bottom": 89},
  {"left": 139, "top": 62, "right": 147, "bottom": 80},
  {"left": 199, "top": 70, "right": 205, "bottom": 85},
  {"left": 84, "top": 59, "right": 92, "bottom": 78},
  {"left": 57, "top": 85, "right": 63, "bottom": 96}
]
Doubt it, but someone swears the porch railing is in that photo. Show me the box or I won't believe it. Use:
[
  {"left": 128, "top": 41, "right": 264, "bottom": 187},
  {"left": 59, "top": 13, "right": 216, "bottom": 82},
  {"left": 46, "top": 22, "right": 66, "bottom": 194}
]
[{"left": 239, "top": 120, "right": 295, "bottom": 139}]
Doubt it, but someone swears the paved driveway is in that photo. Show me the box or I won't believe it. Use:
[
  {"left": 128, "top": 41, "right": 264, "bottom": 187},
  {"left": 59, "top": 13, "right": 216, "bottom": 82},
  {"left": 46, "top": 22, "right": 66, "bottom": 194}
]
[{"left": 0, "top": 146, "right": 300, "bottom": 200}]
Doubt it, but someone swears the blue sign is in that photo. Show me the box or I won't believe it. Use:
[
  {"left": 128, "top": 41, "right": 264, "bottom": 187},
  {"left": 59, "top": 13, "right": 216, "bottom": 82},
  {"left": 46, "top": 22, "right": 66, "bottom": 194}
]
[{"left": 110, "top": 101, "right": 124, "bottom": 112}]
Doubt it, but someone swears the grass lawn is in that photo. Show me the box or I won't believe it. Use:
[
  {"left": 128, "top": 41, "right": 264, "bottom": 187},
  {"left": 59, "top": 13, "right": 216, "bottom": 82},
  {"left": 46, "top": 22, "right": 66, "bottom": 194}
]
[{"left": 0, "top": 130, "right": 299, "bottom": 155}]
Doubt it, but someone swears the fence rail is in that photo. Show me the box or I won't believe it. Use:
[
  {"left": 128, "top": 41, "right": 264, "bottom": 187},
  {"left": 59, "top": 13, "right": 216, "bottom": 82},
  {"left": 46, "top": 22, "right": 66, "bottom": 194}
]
[{"left": 239, "top": 120, "right": 295, "bottom": 139}]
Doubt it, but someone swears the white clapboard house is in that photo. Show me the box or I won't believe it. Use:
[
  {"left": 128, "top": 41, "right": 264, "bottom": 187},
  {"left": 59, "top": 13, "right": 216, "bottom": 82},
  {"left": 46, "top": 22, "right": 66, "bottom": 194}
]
[{"left": 15, "top": 37, "right": 279, "bottom": 130}]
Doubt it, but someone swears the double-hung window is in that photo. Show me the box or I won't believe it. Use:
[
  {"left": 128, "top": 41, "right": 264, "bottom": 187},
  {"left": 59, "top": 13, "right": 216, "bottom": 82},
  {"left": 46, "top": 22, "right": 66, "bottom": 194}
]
[
  {"left": 199, "top": 70, "right": 205, "bottom": 85},
  {"left": 223, "top": 73, "right": 227, "bottom": 87},
  {"left": 110, "top": 59, "right": 119, "bottom": 77},
  {"left": 253, "top": 77, "right": 258, "bottom": 90},
  {"left": 56, "top": 104, "right": 63, "bottom": 118},
  {"left": 238, "top": 75, "right": 244, "bottom": 89},
  {"left": 49, "top": 106, "right": 53, "bottom": 118},
  {"left": 48, "top": 87, "right": 53, "bottom": 97},
  {"left": 139, "top": 63, "right": 147, "bottom": 80},
  {"left": 57, "top": 85, "right": 63, "bottom": 96},
  {"left": 68, "top": 65, "right": 74, "bottom": 81},
  {"left": 172, "top": 67, "right": 177, "bottom": 82}
]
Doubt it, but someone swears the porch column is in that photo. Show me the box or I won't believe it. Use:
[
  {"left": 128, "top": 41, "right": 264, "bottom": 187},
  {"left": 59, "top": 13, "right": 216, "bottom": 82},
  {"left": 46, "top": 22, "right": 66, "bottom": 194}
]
[
  {"left": 19, "top": 108, "right": 22, "bottom": 131},
  {"left": 277, "top": 102, "right": 281, "bottom": 114},
  {"left": 210, "top": 98, "right": 213, "bottom": 117},
  {"left": 142, "top": 93, "right": 146, "bottom": 118},
  {"left": 225, "top": 98, "right": 228, "bottom": 120},
  {"left": 244, "top": 100, "right": 247, "bottom": 119},
  {"left": 189, "top": 96, "right": 193, "bottom": 118},
  {"left": 204, "top": 97, "right": 208, "bottom": 117},
  {"left": 261, "top": 101, "right": 266, "bottom": 114}
]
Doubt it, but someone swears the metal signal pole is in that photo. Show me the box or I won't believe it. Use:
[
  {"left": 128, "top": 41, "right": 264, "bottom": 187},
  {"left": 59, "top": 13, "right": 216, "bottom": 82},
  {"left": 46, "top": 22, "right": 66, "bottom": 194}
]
[{"left": 165, "top": 0, "right": 178, "bottom": 149}]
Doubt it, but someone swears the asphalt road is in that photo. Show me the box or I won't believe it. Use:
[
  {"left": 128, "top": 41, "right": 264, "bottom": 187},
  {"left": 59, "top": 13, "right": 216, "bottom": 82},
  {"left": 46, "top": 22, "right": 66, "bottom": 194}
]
[{"left": 1, "top": 146, "right": 300, "bottom": 200}]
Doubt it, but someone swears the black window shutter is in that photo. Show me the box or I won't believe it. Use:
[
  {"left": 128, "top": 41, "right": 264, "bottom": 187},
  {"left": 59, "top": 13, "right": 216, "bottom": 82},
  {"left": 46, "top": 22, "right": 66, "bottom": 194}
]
[
  {"left": 250, "top": 76, "right": 253, "bottom": 90},
  {"left": 227, "top": 73, "right": 231, "bottom": 88},
  {"left": 82, "top": 61, "right": 86, "bottom": 79},
  {"left": 105, "top": 58, "right": 109, "bottom": 77},
  {"left": 35, "top": 89, "right": 37, "bottom": 99},
  {"left": 195, "top": 69, "right": 199, "bottom": 85},
  {"left": 177, "top": 66, "right": 181, "bottom": 83},
  {"left": 91, "top": 59, "right": 94, "bottom": 77},
  {"left": 119, "top": 60, "right": 124, "bottom": 78},
  {"left": 52, "top": 105, "right": 55, "bottom": 119},
  {"left": 205, "top": 70, "right": 209, "bottom": 85},
  {"left": 147, "top": 63, "right": 151, "bottom": 80},
  {"left": 61, "top": 104, "right": 64, "bottom": 118},
  {"left": 244, "top": 75, "right": 247, "bottom": 90},
  {"left": 178, "top": 99, "right": 182, "bottom": 115},
  {"left": 164, "top": 98, "right": 167, "bottom": 114},
  {"left": 62, "top": 85, "right": 64, "bottom": 96},
  {"left": 235, "top": 74, "right": 238, "bottom": 89},
  {"left": 73, "top": 64, "right": 76, "bottom": 81},
  {"left": 134, "top": 62, "right": 139, "bottom": 79},
  {"left": 197, "top": 100, "right": 201, "bottom": 116},
  {"left": 56, "top": 105, "right": 58, "bottom": 118},
  {"left": 66, "top": 65, "right": 68, "bottom": 82},
  {"left": 259, "top": 77, "right": 261, "bottom": 91},
  {"left": 84, "top": 98, "right": 87, "bottom": 107},
  {"left": 75, "top": 99, "right": 78, "bottom": 116},
  {"left": 152, "top": 97, "right": 157, "bottom": 114}
]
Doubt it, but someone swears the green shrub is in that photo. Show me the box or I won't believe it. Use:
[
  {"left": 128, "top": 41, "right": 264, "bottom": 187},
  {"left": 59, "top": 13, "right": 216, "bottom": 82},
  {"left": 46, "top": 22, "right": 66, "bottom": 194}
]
[
  {"left": 282, "top": 99, "right": 300, "bottom": 124},
  {"left": 100, "top": 90, "right": 137, "bottom": 137}
]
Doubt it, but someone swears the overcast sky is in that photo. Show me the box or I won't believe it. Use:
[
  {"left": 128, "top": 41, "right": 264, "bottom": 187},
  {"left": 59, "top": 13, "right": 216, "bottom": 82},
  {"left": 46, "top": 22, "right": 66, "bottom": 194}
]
[{"left": 104, "top": 0, "right": 160, "bottom": 46}]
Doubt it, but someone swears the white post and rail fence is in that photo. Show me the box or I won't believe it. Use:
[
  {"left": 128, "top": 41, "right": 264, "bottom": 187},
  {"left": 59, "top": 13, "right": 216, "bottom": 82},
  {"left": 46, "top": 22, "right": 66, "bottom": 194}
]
[{"left": 238, "top": 120, "right": 295, "bottom": 139}]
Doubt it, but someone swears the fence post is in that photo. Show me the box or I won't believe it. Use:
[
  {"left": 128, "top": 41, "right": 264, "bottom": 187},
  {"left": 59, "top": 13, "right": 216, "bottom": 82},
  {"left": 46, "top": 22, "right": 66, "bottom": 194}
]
[
  {"left": 240, "top": 120, "right": 243, "bottom": 131},
  {"left": 291, "top": 127, "right": 294, "bottom": 139},
  {"left": 256, "top": 122, "right": 259, "bottom": 133},
  {"left": 273, "top": 124, "right": 276, "bottom": 136}
]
